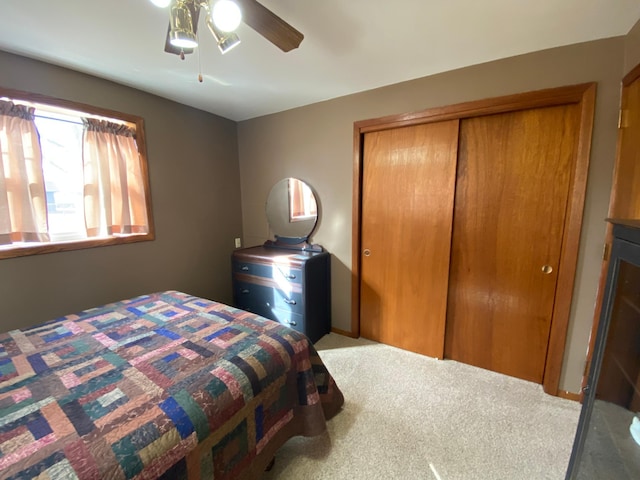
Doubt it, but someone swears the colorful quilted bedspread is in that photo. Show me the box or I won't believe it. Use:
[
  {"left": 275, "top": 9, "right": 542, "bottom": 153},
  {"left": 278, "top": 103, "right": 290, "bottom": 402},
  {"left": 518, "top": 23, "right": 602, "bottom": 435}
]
[{"left": 0, "top": 291, "right": 343, "bottom": 479}]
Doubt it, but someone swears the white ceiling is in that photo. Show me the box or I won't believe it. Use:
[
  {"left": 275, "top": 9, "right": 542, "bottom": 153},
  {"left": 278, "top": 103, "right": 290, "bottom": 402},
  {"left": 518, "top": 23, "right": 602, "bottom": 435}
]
[{"left": 1, "top": 0, "right": 640, "bottom": 121}]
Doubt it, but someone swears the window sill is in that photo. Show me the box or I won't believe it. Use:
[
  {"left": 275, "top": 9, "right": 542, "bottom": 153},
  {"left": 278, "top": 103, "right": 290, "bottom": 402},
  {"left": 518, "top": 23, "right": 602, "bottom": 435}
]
[{"left": 0, "top": 233, "right": 155, "bottom": 260}]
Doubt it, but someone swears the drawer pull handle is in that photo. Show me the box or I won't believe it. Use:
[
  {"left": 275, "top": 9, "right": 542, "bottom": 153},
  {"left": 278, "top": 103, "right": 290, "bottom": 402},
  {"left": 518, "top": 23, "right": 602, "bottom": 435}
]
[
  {"left": 285, "top": 274, "right": 296, "bottom": 279},
  {"left": 241, "top": 266, "right": 249, "bottom": 271},
  {"left": 284, "top": 299, "right": 296, "bottom": 305},
  {"left": 241, "top": 289, "right": 250, "bottom": 294},
  {"left": 287, "top": 320, "right": 297, "bottom": 326}
]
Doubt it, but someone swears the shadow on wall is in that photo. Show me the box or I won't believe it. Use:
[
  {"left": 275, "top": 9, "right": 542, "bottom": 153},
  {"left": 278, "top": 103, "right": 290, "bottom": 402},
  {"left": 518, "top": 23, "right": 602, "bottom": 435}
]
[
  {"left": 326, "top": 254, "right": 383, "bottom": 338},
  {"left": 327, "top": 255, "right": 363, "bottom": 335}
]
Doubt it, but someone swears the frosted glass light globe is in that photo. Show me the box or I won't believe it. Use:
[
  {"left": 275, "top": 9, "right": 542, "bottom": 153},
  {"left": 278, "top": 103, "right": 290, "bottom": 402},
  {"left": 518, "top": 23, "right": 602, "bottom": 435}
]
[
  {"left": 212, "top": 0, "right": 242, "bottom": 32},
  {"left": 149, "top": 0, "right": 171, "bottom": 7}
]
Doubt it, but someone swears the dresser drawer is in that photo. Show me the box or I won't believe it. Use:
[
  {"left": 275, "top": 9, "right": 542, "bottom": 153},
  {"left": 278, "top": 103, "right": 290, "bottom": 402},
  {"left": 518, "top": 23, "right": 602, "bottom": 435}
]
[
  {"left": 233, "top": 289, "right": 305, "bottom": 334},
  {"left": 272, "top": 264, "right": 302, "bottom": 284},
  {"left": 232, "top": 260, "right": 272, "bottom": 279},
  {"left": 232, "top": 260, "right": 302, "bottom": 285},
  {"left": 234, "top": 281, "right": 303, "bottom": 315},
  {"left": 270, "top": 309, "right": 305, "bottom": 335}
]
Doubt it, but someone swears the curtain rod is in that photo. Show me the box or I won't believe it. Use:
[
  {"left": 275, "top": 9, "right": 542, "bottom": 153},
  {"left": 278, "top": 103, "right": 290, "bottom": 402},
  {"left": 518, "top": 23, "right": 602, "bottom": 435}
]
[{"left": 34, "top": 113, "right": 83, "bottom": 126}]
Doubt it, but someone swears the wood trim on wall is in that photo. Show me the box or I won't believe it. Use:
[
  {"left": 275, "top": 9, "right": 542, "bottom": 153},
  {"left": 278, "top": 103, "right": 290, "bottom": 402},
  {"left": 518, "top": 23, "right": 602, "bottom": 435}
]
[
  {"left": 579, "top": 224, "right": 613, "bottom": 403},
  {"left": 558, "top": 390, "right": 581, "bottom": 402},
  {"left": 351, "top": 126, "right": 364, "bottom": 338},
  {"left": 543, "top": 83, "right": 597, "bottom": 396},
  {"left": 351, "top": 83, "right": 597, "bottom": 397},
  {"left": 355, "top": 83, "right": 594, "bottom": 133},
  {"left": 623, "top": 61, "right": 640, "bottom": 86},
  {"left": 331, "top": 327, "right": 357, "bottom": 338}
]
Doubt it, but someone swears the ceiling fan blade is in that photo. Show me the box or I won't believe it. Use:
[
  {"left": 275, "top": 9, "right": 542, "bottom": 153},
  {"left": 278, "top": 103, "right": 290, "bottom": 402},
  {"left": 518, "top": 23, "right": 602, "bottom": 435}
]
[
  {"left": 164, "top": 1, "right": 201, "bottom": 56},
  {"left": 235, "top": 0, "right": 303, "bottom": 52}
]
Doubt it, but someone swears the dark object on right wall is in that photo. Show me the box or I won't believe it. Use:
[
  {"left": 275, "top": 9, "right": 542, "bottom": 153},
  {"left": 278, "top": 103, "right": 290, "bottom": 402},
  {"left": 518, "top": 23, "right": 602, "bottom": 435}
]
[{"left": 566, "top": 220, "right": 640, "bottom": 479}]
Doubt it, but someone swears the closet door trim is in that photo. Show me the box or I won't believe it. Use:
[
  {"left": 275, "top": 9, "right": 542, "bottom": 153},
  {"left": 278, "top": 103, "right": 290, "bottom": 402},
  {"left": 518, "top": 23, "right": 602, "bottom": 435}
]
[{"left": 351, "top": 83, "right": 596, "bottom": 396}]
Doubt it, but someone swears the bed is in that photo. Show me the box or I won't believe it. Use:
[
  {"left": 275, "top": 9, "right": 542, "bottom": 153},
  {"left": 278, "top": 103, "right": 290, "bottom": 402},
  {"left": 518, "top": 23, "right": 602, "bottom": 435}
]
[{"left": 0, "top": 290, "right": 343, "bottom": 479}]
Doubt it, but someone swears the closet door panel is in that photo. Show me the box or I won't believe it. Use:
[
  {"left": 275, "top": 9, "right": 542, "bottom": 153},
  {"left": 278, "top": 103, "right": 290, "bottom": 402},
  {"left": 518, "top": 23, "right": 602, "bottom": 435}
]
[
  {"left": 445, "top": 105, "right": 579, "bottom": 382},
  {"left": 360, "top": 120, "right": 459, "bottom": 358}
]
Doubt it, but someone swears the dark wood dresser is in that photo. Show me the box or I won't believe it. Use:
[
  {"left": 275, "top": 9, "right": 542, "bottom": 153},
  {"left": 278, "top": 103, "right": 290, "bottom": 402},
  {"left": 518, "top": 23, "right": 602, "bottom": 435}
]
[{"left": 231, "top": 245, "right": 331, "bottom": 343}]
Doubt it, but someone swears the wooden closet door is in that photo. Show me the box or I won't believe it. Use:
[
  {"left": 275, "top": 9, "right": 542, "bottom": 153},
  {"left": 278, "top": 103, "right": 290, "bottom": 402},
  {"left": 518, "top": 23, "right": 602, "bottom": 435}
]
[
  {"left": 445, "top": 105, "right": 580, "bottom": 383},
  {"left": 360, "top": 120, "right": 459, "bottom": 358}
]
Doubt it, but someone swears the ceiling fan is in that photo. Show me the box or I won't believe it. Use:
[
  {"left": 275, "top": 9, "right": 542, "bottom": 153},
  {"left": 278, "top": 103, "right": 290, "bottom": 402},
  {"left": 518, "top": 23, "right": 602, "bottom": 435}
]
[{"left": 149, "top": 0, "right": 304, "bottom": 56}]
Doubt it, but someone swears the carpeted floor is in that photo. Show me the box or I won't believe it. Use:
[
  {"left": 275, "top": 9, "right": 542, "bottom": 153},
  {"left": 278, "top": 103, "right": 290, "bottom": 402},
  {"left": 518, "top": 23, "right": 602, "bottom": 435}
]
[{"left": 262, "top": 334, "right": 581, "bottom": 480}]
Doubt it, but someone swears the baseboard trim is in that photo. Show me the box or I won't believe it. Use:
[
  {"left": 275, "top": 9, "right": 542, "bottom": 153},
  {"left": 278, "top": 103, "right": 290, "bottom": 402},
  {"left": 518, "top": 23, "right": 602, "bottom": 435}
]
[
  {"left": 558, "top": 390, "right": 581, "bottom": 402},
  {"left": 331, "top": 327, "right": 357, "bottom": 338}
]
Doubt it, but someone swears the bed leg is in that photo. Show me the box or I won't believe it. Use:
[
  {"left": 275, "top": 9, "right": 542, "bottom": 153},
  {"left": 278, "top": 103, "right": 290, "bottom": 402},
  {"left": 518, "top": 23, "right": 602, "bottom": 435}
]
[{"left": 265, "top": 457, "right": 275, "bottom": 471}]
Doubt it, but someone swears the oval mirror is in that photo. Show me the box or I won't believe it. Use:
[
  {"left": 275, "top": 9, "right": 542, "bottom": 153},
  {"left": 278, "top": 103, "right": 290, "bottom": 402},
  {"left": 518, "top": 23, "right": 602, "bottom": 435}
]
[{"left": 265, "top": 178, "right": 318, "bottom": 241}]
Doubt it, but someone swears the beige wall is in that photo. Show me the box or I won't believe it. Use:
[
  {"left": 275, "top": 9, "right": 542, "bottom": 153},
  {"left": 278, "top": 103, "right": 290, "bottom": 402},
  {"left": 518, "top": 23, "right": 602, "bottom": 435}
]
[
  {"left": 0, "top": 51, "right": 243, "bottom": 330},
  {"left": 625, "top": 19, "right": 640, "bottom": 74},
  {"left": 238, "top": 37, "right": 626, "bottom": 393}
]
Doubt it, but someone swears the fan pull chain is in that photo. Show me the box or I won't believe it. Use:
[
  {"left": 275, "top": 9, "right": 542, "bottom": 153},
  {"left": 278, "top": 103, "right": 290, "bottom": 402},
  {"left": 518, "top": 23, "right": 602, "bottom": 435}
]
[{"left": 197, "top": 29, "right": 203, "bottom": 83}]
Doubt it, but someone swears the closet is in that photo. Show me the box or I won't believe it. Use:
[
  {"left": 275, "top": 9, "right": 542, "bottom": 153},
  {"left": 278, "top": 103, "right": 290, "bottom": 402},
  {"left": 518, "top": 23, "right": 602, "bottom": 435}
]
[{"left": 352, "top": 84, "right": 596, "bottom": 394}]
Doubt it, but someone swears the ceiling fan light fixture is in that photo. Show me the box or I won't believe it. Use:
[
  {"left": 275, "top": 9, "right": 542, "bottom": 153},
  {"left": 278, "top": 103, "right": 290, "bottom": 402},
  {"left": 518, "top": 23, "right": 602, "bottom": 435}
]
[
  {"left": 217, "top": 32, "right": 241, "bottom": 54},
  {"left": 169, "top": 1, "right": 199, "bottom": 49},
  {"left": 206, "top": 16, "right": 241, "bottom": 54},
  {"left": 211, "top": 0, "right": 242, "bottom": 32},
  {"left": 149, "top": 0, "right": 171, "bottom": 7}
]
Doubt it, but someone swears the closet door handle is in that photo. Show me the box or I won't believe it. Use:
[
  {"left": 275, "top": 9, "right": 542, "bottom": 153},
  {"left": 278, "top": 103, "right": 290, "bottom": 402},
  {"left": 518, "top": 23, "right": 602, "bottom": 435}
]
[
  {"left": 541, "top": 265, "right": 553, "bottom": 275},
  {"left": 363, "top": 249, "right": 371, "bottom": 257}
]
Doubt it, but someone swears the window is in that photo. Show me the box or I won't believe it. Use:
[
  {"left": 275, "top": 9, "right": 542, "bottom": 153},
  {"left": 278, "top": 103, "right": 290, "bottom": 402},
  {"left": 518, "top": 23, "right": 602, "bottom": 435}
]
[
  {"left": 36, "top": 112, "right": 86, "bottom": 242},
  {"left": 288, "top": 177, "right": 317, "bottom": 222},
  {"left": 0, "top": 88, "right": 154, "bottom": 259}
]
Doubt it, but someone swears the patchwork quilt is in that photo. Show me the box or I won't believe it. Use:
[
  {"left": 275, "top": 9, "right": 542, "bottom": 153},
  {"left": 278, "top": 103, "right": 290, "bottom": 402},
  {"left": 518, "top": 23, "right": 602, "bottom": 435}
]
[{"left": 0, "top": 291, "right": 343, "bottom": 479}]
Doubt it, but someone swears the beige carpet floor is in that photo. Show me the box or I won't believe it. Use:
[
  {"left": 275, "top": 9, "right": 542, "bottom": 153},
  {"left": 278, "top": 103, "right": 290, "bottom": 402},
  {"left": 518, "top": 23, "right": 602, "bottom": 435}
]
[{"left": 262, "top": 334, "right": 581, "bottom": 480}]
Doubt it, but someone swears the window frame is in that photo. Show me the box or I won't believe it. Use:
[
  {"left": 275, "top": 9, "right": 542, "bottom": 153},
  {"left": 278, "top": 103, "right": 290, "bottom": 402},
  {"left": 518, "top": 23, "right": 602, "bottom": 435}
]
[{"left": 0, "top": 87, "right": 155, "bottom": 260}]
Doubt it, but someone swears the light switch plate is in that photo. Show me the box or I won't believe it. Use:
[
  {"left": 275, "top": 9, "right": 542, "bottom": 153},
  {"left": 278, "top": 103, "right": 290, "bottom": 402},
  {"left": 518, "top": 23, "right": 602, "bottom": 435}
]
[{"left": 234, "top": 237, "right": 242, "bottom": 248}]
